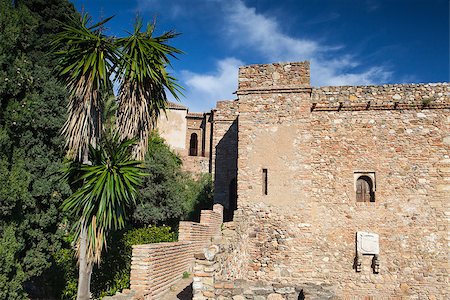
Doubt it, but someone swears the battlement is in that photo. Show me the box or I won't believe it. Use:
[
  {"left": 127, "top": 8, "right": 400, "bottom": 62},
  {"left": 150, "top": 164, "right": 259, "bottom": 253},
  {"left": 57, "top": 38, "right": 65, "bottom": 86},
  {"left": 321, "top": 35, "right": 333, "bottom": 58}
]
[
  {"left": 311, "top": 83, "right": 450, "bottom": 110},
  {"left": 237, "top": 61, "right": 310, "bottom": 93}
]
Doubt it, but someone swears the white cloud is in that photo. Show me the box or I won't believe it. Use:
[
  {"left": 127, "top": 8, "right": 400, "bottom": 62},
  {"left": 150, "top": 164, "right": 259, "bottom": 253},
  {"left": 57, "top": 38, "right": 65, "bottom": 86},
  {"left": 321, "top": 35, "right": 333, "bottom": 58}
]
[
  {"left": 222, "top": 0, "right": 391, "bottom": 86},
  {"left": 313, "top": 62, "right": 392, "bottom": 86},
  {"left": 175, "top": 57, "right": 242, "bottom": 112},
  {"left": 164, "top": 0, "right": 393, "bottom": 111},
  {"left": 224, "top": 0, "right": 319, "bottom": 60}
]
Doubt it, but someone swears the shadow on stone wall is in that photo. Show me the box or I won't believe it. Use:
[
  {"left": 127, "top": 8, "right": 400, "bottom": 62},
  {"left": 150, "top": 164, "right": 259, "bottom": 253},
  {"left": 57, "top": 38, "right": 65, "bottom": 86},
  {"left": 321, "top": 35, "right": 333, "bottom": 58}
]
[{"left": 214, "top": 118, "right": 238, "bottom": 222}]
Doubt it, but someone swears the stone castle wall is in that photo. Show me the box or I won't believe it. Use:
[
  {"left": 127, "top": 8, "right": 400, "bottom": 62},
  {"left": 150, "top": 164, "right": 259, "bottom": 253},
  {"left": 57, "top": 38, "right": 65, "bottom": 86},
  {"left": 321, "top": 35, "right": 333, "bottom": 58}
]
[{"left": 218, "top": 62, "right": 450, "bottom": 299}]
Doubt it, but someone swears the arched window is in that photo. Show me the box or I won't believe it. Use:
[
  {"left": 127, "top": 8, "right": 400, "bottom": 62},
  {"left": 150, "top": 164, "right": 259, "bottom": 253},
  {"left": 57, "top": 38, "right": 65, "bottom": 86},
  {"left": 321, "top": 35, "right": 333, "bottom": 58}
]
[
  {"left": 356, "top": 175, "right": 375, "bottom": 202},
  {"left": 189, "top": 133, "right": 198, "bottom": 156}
]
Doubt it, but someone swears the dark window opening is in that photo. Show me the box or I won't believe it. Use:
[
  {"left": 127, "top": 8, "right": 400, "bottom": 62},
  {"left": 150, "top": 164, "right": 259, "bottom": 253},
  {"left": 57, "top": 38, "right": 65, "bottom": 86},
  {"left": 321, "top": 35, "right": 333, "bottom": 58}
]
[
  {"left": 224, "top": 177, "right": 237, "bottom": 222},
  {"left": 356, "top": 175, "right": 375, "bottom": 202},
  {"left": 189, "top": 133, "right": 198, "bottom": 156},
  {"left": 262, "top": 168, "right": 268, "bottom": 195}
]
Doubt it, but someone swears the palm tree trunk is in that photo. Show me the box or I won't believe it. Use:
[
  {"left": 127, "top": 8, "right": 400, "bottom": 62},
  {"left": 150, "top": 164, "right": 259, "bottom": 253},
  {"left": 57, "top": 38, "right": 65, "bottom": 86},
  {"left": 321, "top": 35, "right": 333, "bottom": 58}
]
[{"left": 77, "top": 221, "right": 93, "bottom": 300}]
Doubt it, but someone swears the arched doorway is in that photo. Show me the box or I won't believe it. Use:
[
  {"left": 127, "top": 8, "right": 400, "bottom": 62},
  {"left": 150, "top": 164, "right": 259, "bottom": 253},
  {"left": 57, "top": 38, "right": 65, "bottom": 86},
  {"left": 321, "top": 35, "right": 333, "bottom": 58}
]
[
  {"left": 356, "top": 175, "right": 375, "bottom": 202},
  {"left": 189, "top": 133, "right": 198, "bottom": 156}
]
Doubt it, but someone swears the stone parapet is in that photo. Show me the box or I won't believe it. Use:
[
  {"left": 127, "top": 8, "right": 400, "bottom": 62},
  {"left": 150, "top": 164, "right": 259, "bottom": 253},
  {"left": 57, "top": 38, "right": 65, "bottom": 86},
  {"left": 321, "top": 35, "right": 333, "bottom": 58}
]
[{"left": 311, "top": 83, "right": 450, "bottom": 110}]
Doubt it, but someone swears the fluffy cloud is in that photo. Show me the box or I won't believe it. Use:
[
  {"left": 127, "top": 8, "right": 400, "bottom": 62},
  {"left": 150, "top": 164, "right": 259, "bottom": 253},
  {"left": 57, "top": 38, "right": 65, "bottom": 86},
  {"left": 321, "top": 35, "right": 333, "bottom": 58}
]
[
  {"left": 160, "top": 0, "right": 392, "bottom": 110},
  {"left": 222, "top": 0, "right": 391, "bottom": 86},
  {"left": 224, "top": 0, "right": 320, "bottom": 60},
  {"left": 174, "top": 57, "right": 242, "bottom": 112}
]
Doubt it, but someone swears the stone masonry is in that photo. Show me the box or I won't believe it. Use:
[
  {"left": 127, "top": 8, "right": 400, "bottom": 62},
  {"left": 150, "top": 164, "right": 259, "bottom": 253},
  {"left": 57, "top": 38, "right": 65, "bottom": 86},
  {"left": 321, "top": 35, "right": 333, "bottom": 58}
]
[{"left": 211, "top": 61, "right": 449, "bottom": 299}]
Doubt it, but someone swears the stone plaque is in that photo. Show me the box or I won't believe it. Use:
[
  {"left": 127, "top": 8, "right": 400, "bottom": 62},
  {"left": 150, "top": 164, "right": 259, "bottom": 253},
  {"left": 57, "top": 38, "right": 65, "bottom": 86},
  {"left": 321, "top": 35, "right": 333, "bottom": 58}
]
[{"left": 357, "top": 231, "right": 379, "bottom": 255}]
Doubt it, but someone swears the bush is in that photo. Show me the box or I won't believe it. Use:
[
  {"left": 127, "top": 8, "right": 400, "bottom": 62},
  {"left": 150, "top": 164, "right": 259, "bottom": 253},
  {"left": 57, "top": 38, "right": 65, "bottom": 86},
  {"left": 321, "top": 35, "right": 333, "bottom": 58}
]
[
  {"left": 52, "top": 247, "right": 78, "bottom": 300},
  {"left": 123, "top": 226, "right": 176, "bottom": 246},
  {"left": 133, "top": 132, "right": 187, "bottom": 226},
  {"left": 182, "top": 174, "right": 214, "bottom": 222},
  {"left": 0, "top": 225, "right": 26, "bottom": 300}
]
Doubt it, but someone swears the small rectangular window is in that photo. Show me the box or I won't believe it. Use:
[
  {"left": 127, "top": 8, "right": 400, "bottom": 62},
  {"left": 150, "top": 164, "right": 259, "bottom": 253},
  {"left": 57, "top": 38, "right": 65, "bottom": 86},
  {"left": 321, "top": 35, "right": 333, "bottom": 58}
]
[{"left": 262, "top": 168, "right": 268, "bottom": 195}]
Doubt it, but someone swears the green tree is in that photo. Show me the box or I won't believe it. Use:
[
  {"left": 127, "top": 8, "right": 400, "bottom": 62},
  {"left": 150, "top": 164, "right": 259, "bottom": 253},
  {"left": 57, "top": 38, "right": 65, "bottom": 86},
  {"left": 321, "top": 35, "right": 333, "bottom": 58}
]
[
  {"left": 133, "top": 132, "right": 186, "bottom": 225},
  {"left": 0, "top": 0, "right": 77, "bottom": 298},
  {"left": 61, "top": 136, "right": 146, "bottom": 299},
  {"left": 134, "top": 132, "right": 214, "bottom": 226},
  {"left": 53, "top": 14, "right": 182, "bottom": 299}
]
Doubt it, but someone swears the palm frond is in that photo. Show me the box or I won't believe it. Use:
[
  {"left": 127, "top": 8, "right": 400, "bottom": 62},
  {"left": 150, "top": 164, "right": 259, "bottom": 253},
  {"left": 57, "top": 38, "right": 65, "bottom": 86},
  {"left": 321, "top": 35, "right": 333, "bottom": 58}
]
[
  {"left": 52, "top": 13, "right": 119, "bottom": 161},
  {"left": 115, "top": 18, "right": 184, "bottom": 160},
  {"left": 62, "top": 135, "right": 146, "bottom": 263}
]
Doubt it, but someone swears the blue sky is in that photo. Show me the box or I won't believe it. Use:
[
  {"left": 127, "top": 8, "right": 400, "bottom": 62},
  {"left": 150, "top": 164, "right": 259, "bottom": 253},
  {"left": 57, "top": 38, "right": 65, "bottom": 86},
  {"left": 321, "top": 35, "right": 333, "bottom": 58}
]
[{"left": 72, "top": 0, "right": 449, "bottom": 112}]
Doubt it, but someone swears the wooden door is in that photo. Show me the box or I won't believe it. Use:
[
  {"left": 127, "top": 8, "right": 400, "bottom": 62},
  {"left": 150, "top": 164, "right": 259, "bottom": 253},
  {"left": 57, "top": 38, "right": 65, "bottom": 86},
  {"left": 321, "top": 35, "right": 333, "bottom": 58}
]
[{"left": 356, "top": 177, "right": 371, "bottom": 202}]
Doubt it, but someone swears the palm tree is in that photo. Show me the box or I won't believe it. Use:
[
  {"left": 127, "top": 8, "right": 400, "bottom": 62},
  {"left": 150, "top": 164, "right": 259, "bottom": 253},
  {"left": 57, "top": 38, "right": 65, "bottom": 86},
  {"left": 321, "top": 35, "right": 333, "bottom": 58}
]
[
  {"left": 62, "top": 136, "right": 145, "bottom": 292},
  {"left": 53, "top": 14, "right": 119, "bottom": 300},
  {"left": 115, "top": 18, "right": 183, "bottom": 160},
  {"left": 53, "top": 13, "right": 182, "bottom": 299}
]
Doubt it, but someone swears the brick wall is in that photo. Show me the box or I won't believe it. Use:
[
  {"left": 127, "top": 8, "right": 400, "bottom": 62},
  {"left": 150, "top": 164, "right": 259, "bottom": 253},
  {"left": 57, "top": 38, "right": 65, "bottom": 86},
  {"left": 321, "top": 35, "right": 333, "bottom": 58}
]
[
  {"left": 129, "top": 206, "right": 223, "bottom": 299},
  {"left": 200, "top": 205, "right": 223, "bottom": 232},
  {"left": 130, "top": 242, "right": 194, "bottom": 299}
]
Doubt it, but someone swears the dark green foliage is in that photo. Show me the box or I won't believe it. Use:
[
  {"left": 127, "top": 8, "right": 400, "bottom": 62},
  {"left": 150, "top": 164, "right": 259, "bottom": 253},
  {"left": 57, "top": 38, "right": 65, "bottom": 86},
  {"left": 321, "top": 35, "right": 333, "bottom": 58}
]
[
  {"left": 133, "top": 132, "right": 213, "bottom": 226},
  {"left": 133, "top": 132, "right": 185, "bottom": 225},
  {"left": 0, "top": 225, "right": 26, "bottom": 299},
  {"left": 91, "top": 226, "right": 176, "bottom": 298},
  {"left": 0, "top": 0, "right": 77, "bottom": 298},
  {"left": 52, "top": 247, "right": 78, "bottom": 300},
  {"left": 183, "top": 174, "right": 214, "bottom": 222}
]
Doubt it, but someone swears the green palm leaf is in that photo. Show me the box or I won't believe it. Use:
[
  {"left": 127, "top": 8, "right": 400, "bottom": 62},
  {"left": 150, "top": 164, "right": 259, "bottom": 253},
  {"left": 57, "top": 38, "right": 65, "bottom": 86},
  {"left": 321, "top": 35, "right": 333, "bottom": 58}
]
[{"left": 62, "top": 135, "right": 146, "bottom": 263}]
